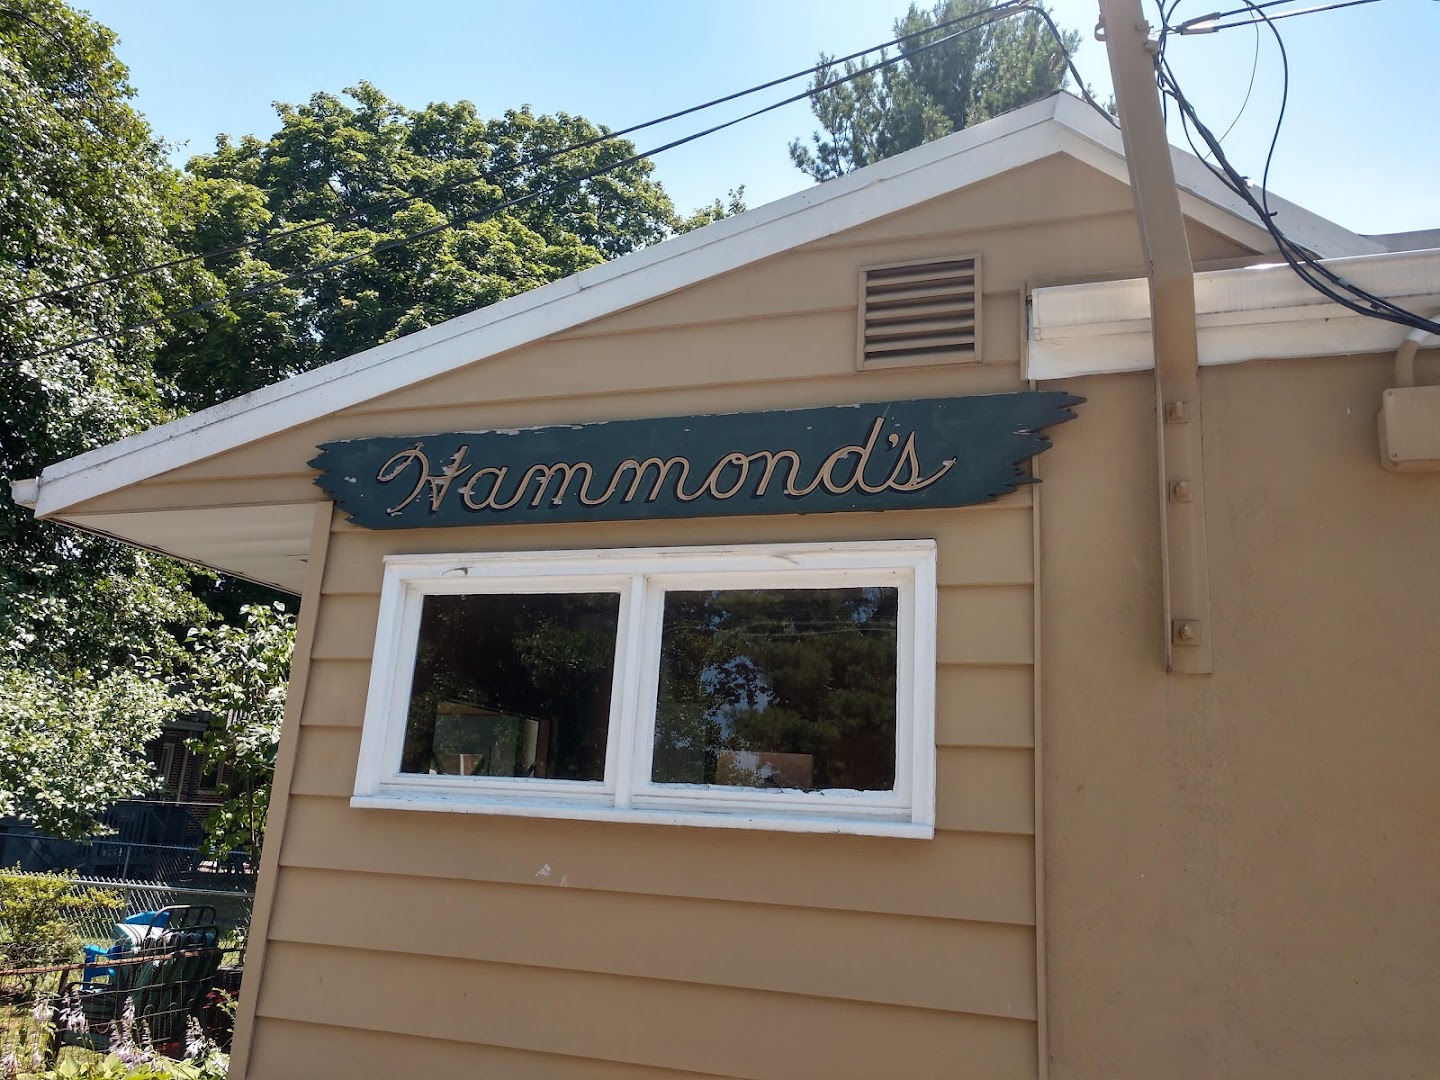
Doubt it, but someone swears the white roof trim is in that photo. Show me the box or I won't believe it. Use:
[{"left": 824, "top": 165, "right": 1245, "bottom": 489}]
[
  {"left": 1045, "top": 97, "right": 1380, "bottom": 261},
  {"left": 28, "top": 92, "right": 1373, "bottom": 519},
  {"left": 1027, "top": 247, "right": 1440, "bottom": 380}
]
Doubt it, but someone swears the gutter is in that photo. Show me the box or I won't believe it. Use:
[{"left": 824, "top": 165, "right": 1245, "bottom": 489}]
[
  {"left": 1027, "top": 248, "right": 1440, "bottom": 380},
  {"left": 11, "top": 478, "right": 39, "bottom": 509}
]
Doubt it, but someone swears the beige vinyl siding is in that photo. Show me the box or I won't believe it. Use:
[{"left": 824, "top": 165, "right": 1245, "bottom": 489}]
[
  {"left": 258, "top": 490, "right": 1042, "bottom": 1076},
  {"left": 1039, "top": 356, "right": 1440, "bottom": 1079},
  {"left": 255, "top": 942, "right": 1037, "bottom": 1080},
  {"left": 277, "top": 793, "right": 1034, "bottom": 924},
  {"left": 87, "top": 153, "right": 1260, "bottom": 1077},
  {"left": 316, "top": 504, "right": 1037, "bottom": 594},
  {"left": 227, "top": 155, "right": 1127, "bottom": 1077},
  {"left": 58, "top": 154, "right": 1256, "bottom": 517},
  {"left": 266, "top": 865, "right": 1036, "bottom": 1017},
  {"left": 247, "top": 1018, "right": 737, "bottom": 1080}
]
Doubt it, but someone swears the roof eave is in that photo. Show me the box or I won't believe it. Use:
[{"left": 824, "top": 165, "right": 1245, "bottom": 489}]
[
  {"left": 29, "top": 95, "right": 1073, "bottom": 519},
  {"left": 27, "top": 93, "right": 1376, "bottom": 522},
  {"left": 1028, "top": 246, "right": 1440, "bottom": 379}
]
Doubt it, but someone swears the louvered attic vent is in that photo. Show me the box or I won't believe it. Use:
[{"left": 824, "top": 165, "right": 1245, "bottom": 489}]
[{"left": 857, "top": 255, "right": 981, "bottom": 370}]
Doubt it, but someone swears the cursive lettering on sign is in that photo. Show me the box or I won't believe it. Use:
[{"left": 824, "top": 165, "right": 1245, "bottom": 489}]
[
  {"left": 376, "top": 415, "right": 958, "bottom": 518},
  {"left": 311, "top": 393, "right": 1084, "bottom": 530}
]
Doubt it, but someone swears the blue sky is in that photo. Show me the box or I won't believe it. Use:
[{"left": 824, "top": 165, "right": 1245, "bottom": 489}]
[{"left": 78, "top": 0, "right": 1438, "bottom": 234}]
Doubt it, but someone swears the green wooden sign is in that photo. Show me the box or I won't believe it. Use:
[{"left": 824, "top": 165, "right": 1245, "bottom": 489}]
[{"left": 310, "top": 392, "right": 1082, "bottom": 529}]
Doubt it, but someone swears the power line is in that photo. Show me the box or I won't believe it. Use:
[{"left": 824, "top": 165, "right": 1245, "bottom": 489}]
[
  {"left": 1157, "top": 0, "right": 1440, "bottom": 335},
  {"left": 6, "top": 0, "right": 1047, "bottom": 312},
  {"left": 25, "top": 1, "right": 1101, "bottom": 362},
  {"left": 1211, "top": 19, "right": 1261, "bottom": 149},
  {"left": 1176, "top": 0, "right": 1386, "bottom": 32}
]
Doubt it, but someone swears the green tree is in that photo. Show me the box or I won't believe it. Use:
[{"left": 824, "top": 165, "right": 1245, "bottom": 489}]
[
  {"left": 0, "top": 6, "right": 737, "bottom": 839},
  {"left": 163, "top": 85, "right": 741, "bottom": 409},
  {"left": 789, "top": 0, "right": 1082, "bottom": 180},
  {"left": 0, "top": 0, "right": 218, "bottom": 673},
  {"left": 0, "top": 667, "right": 184, "bottom": 839},
  {"left": 0, "top": 869, "right": 122, "bottom": 968},
  {"left": 0, "top": 1, "right": 219, "bottom": 833},
  {"left": 184, "top": 603, "right": 296, "bottom": 858}
]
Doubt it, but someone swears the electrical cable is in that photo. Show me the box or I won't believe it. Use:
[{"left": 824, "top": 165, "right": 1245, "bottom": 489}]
[
  {"left": 1176, "top": 0, "right": 1385, "bottom": 33},
  {"left": 1166, "top": 68, "right": 1438, "bottom": 336},
  {"left": 1163, "top": 0, "right": 1424, "bottom": 328},
  {"left": 1155, "top": 0, "right": 1440, "bottom": 334},
  {"left": 1013, "top": 3, "right": 1114, "bottom": 121},
  {"left": 25, "top": 1, "right": 1104, "bottom": 361},
  {"left": 6, "top": 0, "right": 1048, "bottom": 311},
  {"left": 1210, "top": 19, "right": 1261, "bottom": 150}
]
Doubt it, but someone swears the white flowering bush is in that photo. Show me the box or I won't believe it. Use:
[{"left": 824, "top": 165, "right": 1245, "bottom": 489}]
[
  {"left": 0, "top": 669, "right": 181, "bottom": 840},
  {"left": 184, "top": 603, "right": 295, "bottom": 860}
]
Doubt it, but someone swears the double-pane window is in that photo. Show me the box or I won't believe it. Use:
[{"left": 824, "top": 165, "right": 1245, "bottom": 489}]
[{"left": 353, "top": 542, "right": 936, "bottom": 837}]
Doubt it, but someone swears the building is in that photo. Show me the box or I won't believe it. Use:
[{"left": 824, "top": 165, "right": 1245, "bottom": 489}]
[
  {"left": 15, "top": 93, "right": 1440, "bottom": 1079},
  {"left": 0, "top": 719, "right": 237, "bottom": 882}
]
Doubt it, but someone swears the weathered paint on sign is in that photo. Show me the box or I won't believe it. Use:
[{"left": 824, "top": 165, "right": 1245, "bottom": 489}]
[{"left": 310, "top": 393, "right": 1083, "bottom": 529}]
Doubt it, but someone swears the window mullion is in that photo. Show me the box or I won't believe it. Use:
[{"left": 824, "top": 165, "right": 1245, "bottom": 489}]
[{"left": 610, "top": 574, "right": 650, "bottom": 809}]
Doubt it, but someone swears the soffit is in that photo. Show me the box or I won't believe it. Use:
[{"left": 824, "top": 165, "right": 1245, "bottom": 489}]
[{"left": 65, "top": 503, "right": 317, "bottom": 594}]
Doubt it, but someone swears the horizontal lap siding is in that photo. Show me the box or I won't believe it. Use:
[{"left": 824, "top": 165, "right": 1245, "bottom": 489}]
[
  {"left": 318, "top": 504, "right": 1036, "bottom": 595},
  {"left": 236, "top": 169, "right": 1103, "bottom": 1076},
  {"left": 249, "top": 1019, "right": 733, "bottom": 1080},
  {"left": 262, "top": 496, "right": 1040, "bottom": 1075},
  {"left": 266, "top": 865, "right": 1036, "bottom": 1018},
  {"left": 256, "top": 942, "right": 1038, "bottom": 1080},
  {"left": 278, "top": 793, "right": 1034, "bottom": 924}
]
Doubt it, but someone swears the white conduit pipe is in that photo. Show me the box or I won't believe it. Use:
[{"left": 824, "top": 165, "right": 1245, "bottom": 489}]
[{"left": 1395, "top": 325, "right": 1440, "bottom": 388}]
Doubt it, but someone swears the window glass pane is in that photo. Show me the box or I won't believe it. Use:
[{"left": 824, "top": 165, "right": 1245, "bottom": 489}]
[
  {"left": 400, "top": 592, "right": 620, "bottom": 781},
  {"left": 652, "top": 587, "right": 898, "bottom": 792}
]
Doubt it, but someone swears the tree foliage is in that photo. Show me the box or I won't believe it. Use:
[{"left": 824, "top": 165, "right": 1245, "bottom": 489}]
[
  {"left": 0, "top": 0, "right": 216, "bottom": 675},
  {"left": 789, "top": 0, "right": 1082, "bottom": 180},
  {"left": 0, "top": 1, "right": 217, "bottom": 834},
  {"left": 183, "top": 603, "right": 296, "bottom": 858},
  {"left": 163, "top": 85, "right": 739, "bottom": 410},
  {"left": 0, "top": 667, "right": 185, "bottom": 839},
  {"left": 0, "top": 3, "right": 737, "bottom": 842},
  {"left": 0, "top": 870, "right": 122, "bottom": 968}
]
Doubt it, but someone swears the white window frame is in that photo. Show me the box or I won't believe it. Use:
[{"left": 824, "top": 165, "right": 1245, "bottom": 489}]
[{"left": 351, "top": 540, "right": 937, "bottom": 839}]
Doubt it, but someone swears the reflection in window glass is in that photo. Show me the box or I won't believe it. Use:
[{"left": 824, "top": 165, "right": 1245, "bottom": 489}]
[
  {"left": 400, "top": 593, "right": 620, "bottom": 781},
  {"left": 652, "top": 588, "right": 898, "bottom": 792}
]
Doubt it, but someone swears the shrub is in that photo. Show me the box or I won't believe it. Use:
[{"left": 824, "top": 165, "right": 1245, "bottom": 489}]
[{"left": 0, "top": 871, "right": 123, "bottom": 971}]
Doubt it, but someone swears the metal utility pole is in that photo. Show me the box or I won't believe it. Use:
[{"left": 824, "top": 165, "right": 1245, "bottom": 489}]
[{"left": 1098, "top": 0, "right": 1214, "bottom": 674}]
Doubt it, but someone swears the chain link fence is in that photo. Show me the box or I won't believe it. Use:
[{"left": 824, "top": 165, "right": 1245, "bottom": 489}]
[{"left": 58, "top": 880, "right": 254, "bottom": 946}]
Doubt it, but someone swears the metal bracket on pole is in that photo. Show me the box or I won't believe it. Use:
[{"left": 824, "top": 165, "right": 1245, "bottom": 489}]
[{"left": 1098, "top": 0, "right": 1214, "bottom": 674}]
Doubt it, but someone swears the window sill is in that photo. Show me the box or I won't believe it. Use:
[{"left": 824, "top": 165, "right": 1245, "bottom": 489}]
[{"left": 350, "top": 792, "right": 935, "bottom": 839}]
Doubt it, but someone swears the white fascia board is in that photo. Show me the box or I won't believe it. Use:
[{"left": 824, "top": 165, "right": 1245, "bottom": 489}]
[
  {"left": 1027, "top": 246, "right": 1440, "bottom": 379},
  {"left": 29, "top": 92, "right": 1378, "bottom": 519},
  {"left": 30, "top": 97, "right": 1073, "bottom": 520},
  {"left": 10, "top": 479, "right": 38, "bottom": 508},
  {"left": 1049, "top": 93, "right": 1382, "bottom": 260}
]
